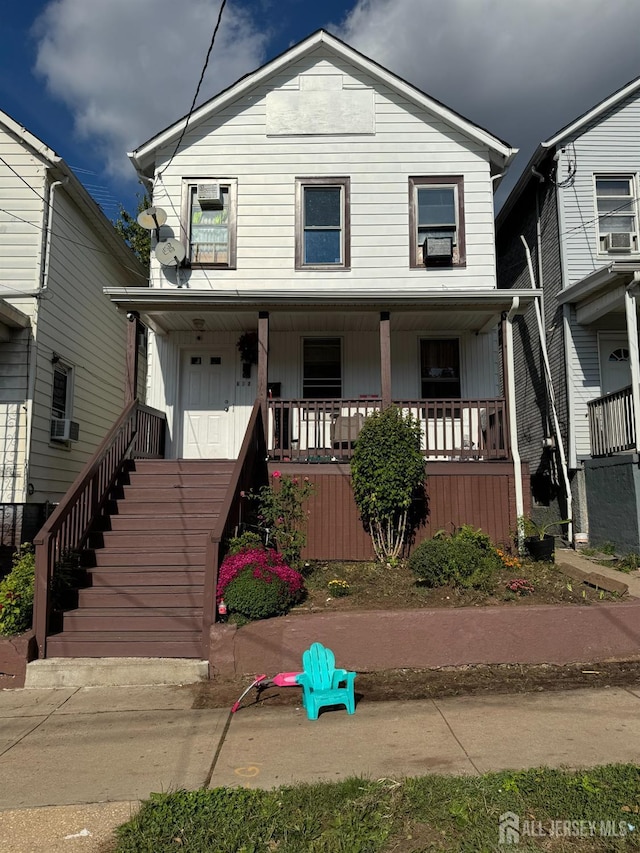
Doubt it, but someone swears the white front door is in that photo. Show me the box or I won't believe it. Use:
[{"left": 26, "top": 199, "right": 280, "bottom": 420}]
[
  {"left": 599, "top": 334, "right": 631, "bottom": 395},
  {"left": 180, "top": 348, "right": 235, "bottom": 458}
]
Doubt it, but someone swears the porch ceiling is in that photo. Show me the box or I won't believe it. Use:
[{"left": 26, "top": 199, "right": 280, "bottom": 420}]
[
  {"left": 105, "top": 288, "right": 537, "bottom": 334},
  {"left": 558, "top": 263, "right": 640, "bottom": 327}
]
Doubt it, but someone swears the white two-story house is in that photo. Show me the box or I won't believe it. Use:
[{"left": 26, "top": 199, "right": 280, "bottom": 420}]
[
  {"left": 33, "top": 31, "right": 536, "bottom": 661},
  {"left": 497, "top": 75, "right": 640, "bottom": 552},
  {"left": 0, "top": 109, "right": 146, "bottom": 570}
]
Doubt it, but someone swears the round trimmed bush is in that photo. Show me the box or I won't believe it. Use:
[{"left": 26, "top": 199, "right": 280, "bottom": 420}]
[
  {"left": 223, "top": 566, "right": 293, "bottom": 620},
  {"left": 409, "top": 526, "right": 502, "bottom": 592}
]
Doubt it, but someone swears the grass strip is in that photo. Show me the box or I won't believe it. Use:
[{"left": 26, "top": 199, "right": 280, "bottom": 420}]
[{"left": 111, "top": 764, "right": 640, "bottom": 852}]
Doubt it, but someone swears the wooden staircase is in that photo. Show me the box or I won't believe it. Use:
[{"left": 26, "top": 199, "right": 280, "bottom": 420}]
[{"left": 46, "top": 459, "right": 234, "bottom": 659}]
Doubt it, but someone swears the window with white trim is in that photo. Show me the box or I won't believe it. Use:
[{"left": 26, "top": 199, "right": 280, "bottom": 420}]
[
  {"left": 596, "top": 175, "right": 638, "bottom": 254},
  {"left": 296, "top": 178, "right": 350, "bottom": 269},
  {"left": 184, "top": 180, "right": 237, "bottom": 267},
  {"left": 420, "top": 339, "right": 461, "bottom": 398},
  {"left": 303, "top": 338, "right": 342, "bottom": 398},
  {"left": 410, "top": 176, "right": 465, "bottom": 268},
  {"left": 51, "top": 362, "right": 73, "bottom": 420}
]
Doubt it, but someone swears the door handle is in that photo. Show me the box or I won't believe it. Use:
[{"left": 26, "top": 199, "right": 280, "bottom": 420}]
[{"left": 224, "top": 400, "right": 230, "bottom": 412}]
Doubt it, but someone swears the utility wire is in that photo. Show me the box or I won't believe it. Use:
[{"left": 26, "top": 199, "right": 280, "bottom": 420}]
[{"left": 156, "top": 0, "right": 228, "bottom": 181}]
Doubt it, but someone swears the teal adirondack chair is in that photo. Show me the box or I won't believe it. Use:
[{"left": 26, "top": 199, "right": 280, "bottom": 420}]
[{"left": 296, "top": 642, "right": 356, "bottom": 720}]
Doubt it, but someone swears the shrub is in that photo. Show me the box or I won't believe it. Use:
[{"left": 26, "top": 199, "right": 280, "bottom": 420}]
[
  {"left": 0, "top": 545, "right": 35, "bottom": 636},
  {"left": 226, "top": 531, "right": 264, "bottom": 556},
  {"left": 250, "top": 472, "right": 316, "bottom": 567},
  {"left": 218, "top": 548, "right": 306, "bottom": 621},
  {"left": 223, "top": 565, "right": 293, "bottom": 620},
  {"left": 409, "top": 526, "right": 502, "bottom": 592},
  {"left": 351, "top": 406, "right": 426, "bottom": 562}
]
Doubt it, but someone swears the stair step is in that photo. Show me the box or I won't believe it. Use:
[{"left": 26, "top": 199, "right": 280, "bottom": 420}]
[
  {"left": 88, "top": 570, "right": 205, "bottom": 586},
  {"left": 46, "top": 632, "right": 203, "bottom": 659},
  {"left": 131, "top": 460, "right": 235, "bottom": 474},
  {"left": 78, "top": 587, "right": 203, "bottom": 608},
  {"left": 62, "top": 608, "right": 202, "bottom": 632},
  {"left": 124, "top": 473, "right": 233, "bottom": 489},
  {"left": 106, "top": 515, "right": 217, "bottom": 532},
  {"left": 99, "top": 532, "right": 209, "bottom": 550},
  {"left": 121, "top": 487, "right": 228, "bottom": 502},
  {"left": 114, "top": 500, "right": 222, "bottom": 516},
  {"left": 91, "top": 550, "right": 206, "bottom": 567}
]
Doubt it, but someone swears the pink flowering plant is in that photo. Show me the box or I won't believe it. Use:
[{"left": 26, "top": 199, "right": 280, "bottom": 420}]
[
  {"left": 505, "top": 577, "right": 535, "bottom": 596},
  {"left": 250, "top": 471, "right": 316, "bottom": 567},
  {"left": 217, "top": 547, "right": 305, "bottom": 620}
]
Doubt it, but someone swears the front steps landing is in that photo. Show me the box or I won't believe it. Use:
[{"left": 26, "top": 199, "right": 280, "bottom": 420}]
[{"left": 25, "top": 657, "right": 209, "bottom": 688}]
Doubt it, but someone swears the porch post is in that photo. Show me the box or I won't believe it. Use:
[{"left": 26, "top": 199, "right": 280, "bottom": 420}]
[
  {"left": 125, "top": 315, "right": 139, "bottom": 404},
  {"left": 380, "top": 311, "right": 392, "bottom": 409},
  {"left": 625, "top": 280, "right": 640, "bottom": 453},
  {"left": 504, "top": 299, "right": 525, "bottom": 546},
  {"left": 258, "top": 311, "right": 269, "bottom": 427}
]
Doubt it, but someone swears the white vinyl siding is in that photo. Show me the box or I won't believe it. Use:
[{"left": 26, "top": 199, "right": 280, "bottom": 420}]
[
  {"left": 0, "top": 327, "right": 30, "bottom": 502},
  {"left": 149, "top": 50, "right": 498, "bottom": 294}
]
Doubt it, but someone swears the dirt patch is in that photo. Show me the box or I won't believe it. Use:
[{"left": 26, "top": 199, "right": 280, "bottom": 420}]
[{"left": 192, "top": 658, "right": 640, "bottom": 710}]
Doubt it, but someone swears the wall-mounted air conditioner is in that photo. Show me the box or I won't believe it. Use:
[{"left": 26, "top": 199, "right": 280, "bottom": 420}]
[
  {"left": 423, "top": 234, "right": 453, "bottom": 265},
  {"left": 50, "top": 418, "right": 80, "bottom": 442},
  {"left": 604, "top": 232, "right": 634, "bottom": 252},
  {"left": 196, "top": 183, "right": 224, "bottom": 210}
]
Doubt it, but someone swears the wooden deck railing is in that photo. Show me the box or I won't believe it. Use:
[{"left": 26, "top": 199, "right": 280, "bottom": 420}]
[
  {"left": 588, "top": 385, "right": 636, "bottom": 456},
  {"left": 267, "top": 398, "right": 509, "bottom": 461},
  {"left": 33, "top": 401, "right": 166, "bottom": 658},
  {"left": 203, "top": 400, "right": 268, "bottom": 656}
]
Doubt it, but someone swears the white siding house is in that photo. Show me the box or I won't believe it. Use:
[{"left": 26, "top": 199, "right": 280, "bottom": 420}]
[
  {"left": 0, "top": 110, "right": 147, "bottom": 558},
  {"left": 497, "top": 76, "right": 640, "bottom": 551},
  {"left": 108, "top": 30, "right": 534, "bottom": 481}
]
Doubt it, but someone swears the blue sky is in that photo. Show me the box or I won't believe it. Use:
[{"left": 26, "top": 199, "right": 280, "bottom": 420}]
[{"left": 3, "top": 0, "right": 640, "bottom": 219}]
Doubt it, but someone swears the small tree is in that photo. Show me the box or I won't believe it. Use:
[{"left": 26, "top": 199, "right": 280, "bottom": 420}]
[
  {"left": 351, "top": 406, "right": 426, "bottom": 562},
  {"left": 113, "top": 193, "right": 151, "bottom": 266},
  {"left": 250, "top": 472, "right": 316, "bottom": 567}
]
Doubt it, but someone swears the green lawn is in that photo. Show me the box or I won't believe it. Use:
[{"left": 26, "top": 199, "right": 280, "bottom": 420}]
[{"left": 112, "top": 765, "right": 640, "bottom": 852}]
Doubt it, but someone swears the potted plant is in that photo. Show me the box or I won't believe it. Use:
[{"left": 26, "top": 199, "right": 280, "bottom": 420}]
[
  {"left": 237, "top": 331, "right": 258, "bottom": 378},
  {"left": 518, "top": 515, "right": 570, "bottom": 562}
]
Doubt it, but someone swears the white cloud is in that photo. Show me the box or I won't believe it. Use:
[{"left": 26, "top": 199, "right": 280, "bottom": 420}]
[
  {"left": 335, "top": 0, "right": 640, "bottom": 201},
  {"left": 33, "top": 0, "right": 268, "bottom": 180}
]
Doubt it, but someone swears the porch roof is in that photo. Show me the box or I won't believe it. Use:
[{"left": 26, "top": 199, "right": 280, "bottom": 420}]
[
  {"left": 104, "top": 287, "right": 538, "bottom": 335},
  {"left": 0, "top": 298, "right": 30, "bottom": 341},
  {"left": 558, "top": 263, "right": 640, "bottom": 327}
]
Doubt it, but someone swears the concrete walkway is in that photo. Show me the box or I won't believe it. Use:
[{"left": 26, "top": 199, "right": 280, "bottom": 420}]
[{"left": 1, "top": 682, "right": 640, "bottom": 851}]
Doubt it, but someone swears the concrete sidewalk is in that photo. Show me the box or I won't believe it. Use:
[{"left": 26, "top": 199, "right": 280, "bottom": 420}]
[{"left": 1, "top": 683, "right": 640, "bottom": 851}]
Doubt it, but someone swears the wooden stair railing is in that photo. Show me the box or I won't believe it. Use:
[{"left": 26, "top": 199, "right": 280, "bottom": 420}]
[
  {"left": 33, "top": 401, "right": 166, "bottom": 658},
  {"left": 202, "top": 400, "right": 268, "bottom": 656}
]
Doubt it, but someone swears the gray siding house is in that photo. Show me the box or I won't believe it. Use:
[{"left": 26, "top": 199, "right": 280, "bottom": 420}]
[{"left": 497, "top": 76, "right": 640, "bottom": 551}]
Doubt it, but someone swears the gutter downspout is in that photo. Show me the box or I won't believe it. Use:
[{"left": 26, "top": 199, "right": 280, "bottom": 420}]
[
  {"left": 520, "top": 235, "right": 573, "bottom": 544},
  {"left": 24, "top": 177, "right": 67, "bottom": 500},
  {"left": 505, "top": 296, "right": 525, "bottom": 547},
  {"left": 625, "top": 274, "right": 640, "bottom": 452}
]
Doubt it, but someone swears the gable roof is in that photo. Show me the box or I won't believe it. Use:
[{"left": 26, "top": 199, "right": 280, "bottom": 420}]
[
  {"left": 130, "top": 29, "right": 516, "bottom": 176},
  {"left": 497, "top": 73, "right": 640, "bottom": 228},
  {"left": 0, "top": 109, "right": 147, "bottom": 280}
]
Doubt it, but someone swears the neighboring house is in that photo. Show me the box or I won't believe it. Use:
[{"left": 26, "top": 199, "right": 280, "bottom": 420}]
[
  {"left": 33, "top": 30, "right": 537, "bottom": 660},
  {"left": 0, "top": 109, "right": 147, "bottom": 568},
  {"left": 496, "top": 75, "right": 640, "bottom": 551}
]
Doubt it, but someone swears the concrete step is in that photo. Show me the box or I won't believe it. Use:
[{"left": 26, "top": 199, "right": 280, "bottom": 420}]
[{"left": 25, "top": 656, "right": 208, "bottom": 686}]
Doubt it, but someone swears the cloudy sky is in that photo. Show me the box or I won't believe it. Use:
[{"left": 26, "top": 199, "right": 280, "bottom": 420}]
[{"left": 3, "top": 0, "right": 640, "bottom": 216}]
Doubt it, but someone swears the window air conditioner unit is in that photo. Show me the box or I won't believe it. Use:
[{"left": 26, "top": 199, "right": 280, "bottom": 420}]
[
  {"left": 605, "top": 232, "right": 633, "bottom": 252},
  {"left": 196, "top": 183, "right": 224, "bottom": 210},
  {"left": 50, "top": 418, "right": 80, "bottom": 442},
  {"left": 423, "top": 234, "right": 453, "bottom": 265}
]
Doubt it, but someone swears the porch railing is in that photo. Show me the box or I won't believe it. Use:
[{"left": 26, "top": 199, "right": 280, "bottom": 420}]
[
  {"left": 267, "top": 398, "right": 509, "bottom": 461},
  {"left": 204, "top": 400, "right": 268, "bottom": 654},
  {"left": 33, "top": 401, "right": 166, "bottom": 658},
  {"left": 588, "top": 385, "right": 636, "bottom": 457}
]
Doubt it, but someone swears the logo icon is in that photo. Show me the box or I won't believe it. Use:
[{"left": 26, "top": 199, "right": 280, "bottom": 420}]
[{"left": 499, "top": 811, "right": 520, "bottom": 845}]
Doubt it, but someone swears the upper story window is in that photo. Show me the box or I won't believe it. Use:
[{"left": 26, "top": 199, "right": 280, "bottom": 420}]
[
  {"left": 596, "top": 175, "right": 638, "bottom": 254},
  {"left": 409, "top": 176, "right": 466, "bottom": 268},
  {"left": 184, "top": 180, "right": 237, "bottom": 267},
  {"left": 296, "top": 178, "right": 350, "bottom": 269}
]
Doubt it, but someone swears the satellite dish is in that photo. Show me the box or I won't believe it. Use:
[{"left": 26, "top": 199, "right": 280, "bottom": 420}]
[
  {"left": 155, "top": 239, "right": 186, "bottom": 267},
  {"left": 137, "top": 206, "right": 167, "bottom": 230}
]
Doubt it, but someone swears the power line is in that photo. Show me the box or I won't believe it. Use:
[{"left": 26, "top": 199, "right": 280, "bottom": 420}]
[{"left": 156, "top": 0, "right": 227, "bottom": 181}]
